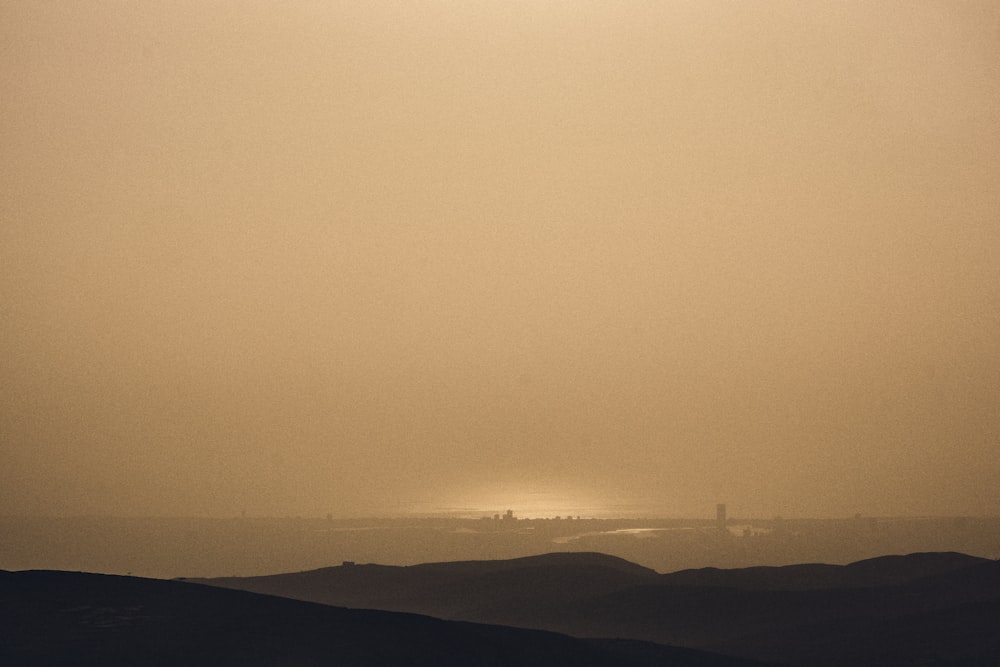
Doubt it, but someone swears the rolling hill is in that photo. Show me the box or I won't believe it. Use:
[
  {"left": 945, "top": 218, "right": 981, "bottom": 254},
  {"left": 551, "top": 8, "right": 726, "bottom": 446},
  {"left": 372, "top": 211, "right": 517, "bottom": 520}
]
[
  {"left": 195, "top": 551, "right": 1000, "bottom": 666},
  {"left": 0, "top": 568, "right": 772, "bottom": 666}
]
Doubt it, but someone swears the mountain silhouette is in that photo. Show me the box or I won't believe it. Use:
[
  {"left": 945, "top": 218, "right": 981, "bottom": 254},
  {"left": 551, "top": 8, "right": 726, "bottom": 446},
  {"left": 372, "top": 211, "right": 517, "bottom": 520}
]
[
  {"left": 195, "top": 552, "right": 659, "bottom": 615},
  {"left": 0, "top": 568, "right": 772, "bottom": 666},
  {"left": 195, "top": 551, "right": 1000, "bottom": 666},
  {"left": 657, "top": 551, "right": 987, "bottom": 590}
]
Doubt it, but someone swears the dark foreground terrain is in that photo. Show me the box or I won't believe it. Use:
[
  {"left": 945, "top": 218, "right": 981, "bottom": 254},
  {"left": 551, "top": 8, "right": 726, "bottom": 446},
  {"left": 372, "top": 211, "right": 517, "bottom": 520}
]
[
  {"left": 0, "top": 568, "right": 771, "bottom": 666},
  {"left": 197, "top": 551, "right": 1000, "bottom": 667}
]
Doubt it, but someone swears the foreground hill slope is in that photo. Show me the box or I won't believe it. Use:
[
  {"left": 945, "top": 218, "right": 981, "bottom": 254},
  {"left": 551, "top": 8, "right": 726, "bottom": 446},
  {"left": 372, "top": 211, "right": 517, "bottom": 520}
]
[
  {"left": 198, "top": 552, "right": 659, "bottom": 613},
  {"left": 197, "top": 551, "right": 1000, "bottom": 666},
  {"left": 0, "top": 569, "right": 771, "bottom": 667}
]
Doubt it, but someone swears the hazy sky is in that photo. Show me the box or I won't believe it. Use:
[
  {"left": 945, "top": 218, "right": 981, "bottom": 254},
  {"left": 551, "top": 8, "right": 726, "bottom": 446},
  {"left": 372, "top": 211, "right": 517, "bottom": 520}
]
[{"left": 3, "top": 1, "right": 999, "bottom": 519}]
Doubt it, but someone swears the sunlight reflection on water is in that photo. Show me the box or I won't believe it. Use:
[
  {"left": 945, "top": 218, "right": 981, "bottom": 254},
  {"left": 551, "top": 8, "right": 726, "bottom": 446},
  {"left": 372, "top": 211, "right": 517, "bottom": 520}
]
[{"left": 552, "top": 527, "right": 696, "bottom": 544}]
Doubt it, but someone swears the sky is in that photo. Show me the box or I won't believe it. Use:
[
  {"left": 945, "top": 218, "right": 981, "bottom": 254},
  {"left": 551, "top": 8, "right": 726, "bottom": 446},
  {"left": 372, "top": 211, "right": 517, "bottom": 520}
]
[{"left": 2, "top": 1, "right": 999, "bottom": 520}]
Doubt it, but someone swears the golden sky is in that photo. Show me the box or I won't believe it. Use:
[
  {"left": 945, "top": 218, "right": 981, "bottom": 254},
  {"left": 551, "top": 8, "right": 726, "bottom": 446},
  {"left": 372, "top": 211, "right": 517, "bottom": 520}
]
[{"left": 2, "top": 1, "right": 998, "bottom": 518}]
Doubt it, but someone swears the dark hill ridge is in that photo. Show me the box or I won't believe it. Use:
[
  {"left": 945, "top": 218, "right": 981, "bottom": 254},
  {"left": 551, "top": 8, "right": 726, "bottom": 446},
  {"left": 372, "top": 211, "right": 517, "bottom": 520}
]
[
  {"left": 0, "top": 569, "right": 772, "bottom": 667},
  {"left": 412, "top": 551, "right": 659, "bottom": 576},
  {"left": 557, "top": 558, "right": 1000, "bottom": 649},
  {"left": 197, "top": 552, "right": 659, "bottom": 613},
  {"left": 195, "top": 551, "right": 1000, "bottom": 667},
  {"left": 657, "top": 551, "right": 988, "bottom": 591}
]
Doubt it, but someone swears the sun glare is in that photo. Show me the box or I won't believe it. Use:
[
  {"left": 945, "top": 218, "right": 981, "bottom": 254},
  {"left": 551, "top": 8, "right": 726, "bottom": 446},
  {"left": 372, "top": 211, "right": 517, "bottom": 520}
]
[{"left": 433, "top": 482, "right": 610, "bottom": 519}]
